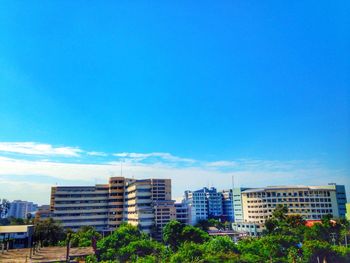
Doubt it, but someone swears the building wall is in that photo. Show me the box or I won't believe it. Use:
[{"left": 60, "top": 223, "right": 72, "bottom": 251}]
[
  {"left": 184, "top": 190, "right": 208, "bottom": 223},
  {"left": 332, "top": 184, "right": 347, "bottom": 217},
  {"left": 241, "top": 185, "right": 343, "bottom": 224},
  {"left": 175, "top": 201, "right": 196, "bottom": 225},
  {"left": 206, "top": 188, "right": 223, "bottom": 217},
  {"left": 124, "top": 180, "right": 154, "bottom": 234},
  {"left": 233, "top": 188, "right": 250, "bottom": 223},
  {"left": 50, "top": 177, "right": 175, "bottom": 238},
  {"left": 8, "top": 200, "right": 38, "bottom": 219},
  {"left": 222, "top": 190, "right": 234, "bottom": 222},
  {"left": 51, "top": 185, "right": 110, "bottom": 232}
]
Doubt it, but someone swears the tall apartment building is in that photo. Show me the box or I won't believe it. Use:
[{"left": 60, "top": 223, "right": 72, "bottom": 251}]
[
  {"left": 8, "top": 200, "right": 38, "bottom": 219},
  {"left": 124, "top": 179, "right": 154, "bottom": 234},
  {"left": 50, "top": 184, "right": 111, "bottom": 232},
  {"left": 175, "top": 201, "right": 196, "bottom": 225},
  {"left": 50, "top": 177, "right": 175, "bottom": 239},
  {"left": 206, "top": 188, "right": 223, "bottom": 217},
  {"left": 240, "top": 184, "right": 347, "bottom": 224},
  {"left": 232, "top": 188, "right": 251, "bottom": 223},
  {"left": 330, "top": 183, "right": 347, "bottom": 217},
  {"left": 184, "top": 187, "right": 224, "bottom": 224},
  {"left": 222, "top": 189, "right": 234, "bottom": 222},
  {"left": 184, "top": 189, "right": 208, "bottom": 223}
]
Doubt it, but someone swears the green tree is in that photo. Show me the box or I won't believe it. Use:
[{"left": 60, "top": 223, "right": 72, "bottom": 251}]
[
  {"left": 170, "top": 242, "right": 204, "bottom": 263},
  {"left": 163, "top": 220, "right": 185, "bottom": 250},
  {"left": 181, "top": 225, "right": 210, "bottom": 244},
  {"left": 34, "top": 218, "right": 65, "bottom": 246},
  {"left": 118, "top": 239, "right": 165, "bottom": 262},
  {"left": 203, "top": 236, "right": 240, "bottom": 262},
  {"left": 70, "top": 226, "right": 101, "bottom": 247},
  {"left": 97, "top": 223, "right": 146, "bottom": 261},
  {"left": 302, "top": 240, "right": 335, "bottom": 263}
]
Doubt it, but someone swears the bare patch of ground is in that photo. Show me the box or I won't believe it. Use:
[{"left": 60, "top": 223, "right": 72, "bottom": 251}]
[{"left": 0, "top": 246, "right": 93, "bottom": 262}]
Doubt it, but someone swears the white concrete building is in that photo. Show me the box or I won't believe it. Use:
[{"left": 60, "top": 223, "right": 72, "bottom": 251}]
[
  {"left": 8, "top": 200, "right": 38, "bottom": 219},
  {"left": 241, "top": 184, "right": 346, "bottom": 224}
]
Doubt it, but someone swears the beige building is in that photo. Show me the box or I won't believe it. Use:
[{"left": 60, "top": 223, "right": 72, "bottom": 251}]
[
  {"left": 123, "top": 179, "right": 176, "bottom": 239},
  {"left": 241, "top": 185, "right": 343, "bottom": 224},
  {"left": 50, "top": 177, "right": 175, "bottom": 238}
]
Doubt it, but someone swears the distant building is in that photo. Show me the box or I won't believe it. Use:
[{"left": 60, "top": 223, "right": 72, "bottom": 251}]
[
  {"left": 184, "top": 189, "right": 208, "bottom": 223},
  {"left": 8, "top": 200, "right": 38, "bottom": 219},
  {"left": 0, "top": 225, "right": 34, "bottom": 249},
  {"left": 231, "top": 222, "right": 263, "bottom": 237},
  {"left": 35, "top": 205, "right": 52, "bottom": 220},
  {"left": 124, "top": 178, "right": 175, "bottom": 239},
  {"left": 222, "top": 189, "right": 234, "bottom": 222},
  {"left": 232, "top": 187, "right": 251, "bottom": 223},
  {"left": 50, "top": 177, "right": 175, "bottom": 239},
  {"left": 206, "top": 188, "right": 223, "bottom": 217},
  {"left": 346, "top": 203, "right": 350, "bottom": 221},
  {"left": 330, "top": 183, "right": 347, "bottom": 218},
  {"left": 184, "top": 187, "right": 225, "bottom": 224},
  {"left": 240, "top": 184, "right": 347, "bottom": 224},
  {"left": 175, "top": 201, "right": 196, "bottom": 225}
]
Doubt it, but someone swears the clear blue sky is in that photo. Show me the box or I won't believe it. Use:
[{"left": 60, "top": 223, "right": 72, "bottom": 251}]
[{"left": 0, "top": 1, "right": 349, "bottom": 203}]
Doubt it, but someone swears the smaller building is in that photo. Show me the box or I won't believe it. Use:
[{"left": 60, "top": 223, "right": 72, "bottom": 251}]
[
  {"left": 8, "top": 200, "right": 38, "bottom": 219},
  {"left": 0, "top": 225, "right": 34, "bottom": 249},
  {"left": 222, "top": 189, "right": 234, "bottom": 222},
  {"left": 232, "top": 222, "right": 263, "bottom": 237},
  {"left": 346, "top": 203, "right": 350, "bottom": 221},
  {"left": 175, "top": 201, "right": 196, "bottom": 225}
]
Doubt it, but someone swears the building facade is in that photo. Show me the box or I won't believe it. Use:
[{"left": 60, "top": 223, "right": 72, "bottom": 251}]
[
  {"left": 8, "top": 200, "right": 38, "bottom": 219},
  {"left": 184, "top": 189, "right": 208, "bottom": 223},
  {"left": 175, "top": 201, "right": 196, "bottom": 225},
  {"left": 50, "top": 177, "right": 175, "bottom": 239},
  {"left": 240, "top": 184, "right": 347, "bottom": 224},
  {"left": 184, "top": 187, "right": 226, "bottom": 224},
  {"left": 222, "top": 189, "right": 234, "bottom": 222}
]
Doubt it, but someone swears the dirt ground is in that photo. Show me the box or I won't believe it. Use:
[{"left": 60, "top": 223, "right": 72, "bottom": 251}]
[{"left": 0, "top": 246, "right": 93, "bottom": 262}]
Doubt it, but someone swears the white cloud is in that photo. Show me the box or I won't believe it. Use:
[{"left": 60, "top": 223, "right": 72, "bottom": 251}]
[
  {"left": 87, "top": 151, "right": 108, "bottom": 157},
  {"left": 113, "top": 152, "right": 196, "bottom": 163},
  {"left": 0, "top": 143, "right": 348, "bottom": 204},
  {"left": 206, "top": 161, "right": 238, "bottom": 167},
  {"left": 0, "top": 154, "right": 348, "bottom": 205},
  {"left": 0, "top": 142, "right": 82, "bottom": 157}
]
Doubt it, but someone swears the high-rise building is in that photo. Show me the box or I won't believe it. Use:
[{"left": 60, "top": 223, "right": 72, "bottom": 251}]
[
  {"left": 50, "top": 177, "right": 175, "bottom": 239},
  {"left": 206, "top": 188, "right": 223, "bottom": 217},
  {"left": 232, "top": 188, "right": 251, "bottom": 223},
  {"left": 8, "top": 200, "right": 38, "bottom": 219},
  {"left": 175, "top": 201, "right": 196, "bottom": 225},
  {"left": 222, "top": 189, "right": 234, "bottom": 222},
  {"left": 184, "top": 187, "right": 224, "bottom": 223},
  {"left": 330, "top": 183, "right": 347, "bottom": 218},
  {"left": 184, "top": 189, "right": 208, "bottom": 223},
  {"left": 240, "top": 184, "right": 347, "bottom": 224}
]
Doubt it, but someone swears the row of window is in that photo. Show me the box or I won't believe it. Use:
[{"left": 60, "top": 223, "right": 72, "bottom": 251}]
[
  {"left": 247, "top": 197, "right": 332, "bottom": 203},
  {"left": 246, "top": 191, "right": 331, "bottom": 198}
]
